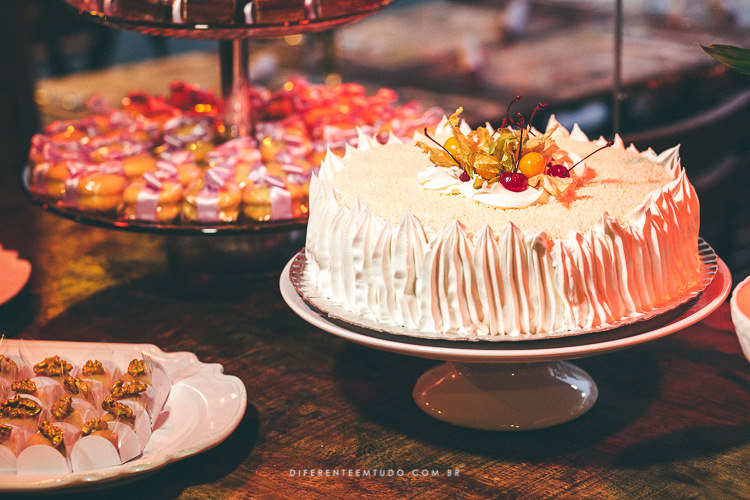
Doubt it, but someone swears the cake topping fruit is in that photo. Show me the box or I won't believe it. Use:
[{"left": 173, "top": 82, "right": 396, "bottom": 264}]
[
  {"left": 418, "top": 105, "right": 574, "bottom": 198},
  {"left": 518, "top": 152, "right": 545, "bottom": 178},
  {"left": 499, "top": 171, "right": 528, "bottom": 192},
  {"left": 546, "top": 163, "right": 569, "bottom": 178},
  {"left": 33, "top": 355, "right": 73, "bottom": 378},
  {"left": 418, "top": 100, "right": 618, "bottom": 205}
]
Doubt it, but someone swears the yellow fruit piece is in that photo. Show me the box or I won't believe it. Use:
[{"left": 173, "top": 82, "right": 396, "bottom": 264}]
[
  {"left": 518, "top": 152, "right": 545, "bottom": 178},
  {"left": 444, "top": 137, "right": 460, "bottom": 156}
]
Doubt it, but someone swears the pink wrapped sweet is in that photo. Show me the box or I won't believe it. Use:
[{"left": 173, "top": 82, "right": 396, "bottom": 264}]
[
  {"left": 157, "top": 151, "right": 202, "bottom": 187},
  {"left": 11, "top": 377, "right": 63, "bottom": 409},
  {"left": 16, "top": 420, "right": 71, "bottom": 474},
  {"left": 60, "top": 162, "right": 127, "bottom": 212},
  {"left": 0, "top": 423, "right": 32, "bottom": 473},
  {"left": 182, "top": 167, "right": 241, "bottom": 223},
  {"left": 50, "top": 395, "right": 98, "bottom": 434},
  {"left": 120, "top": 168, "right": 184, "bottom": 222},
  {"left": 0, "top": 395, "right": 43, "bottom": 435},
  {"left": 70, "top": 417, "right": 121, "bottom": 471},
  {"left": 242, "top": 163, "right": 311, "bottom": 221},
  {"left": 118, "top": 357, "right": 171, "bottom": 419},
  {"left": 100, "top": 396, "right": 151, "bottom": 461},
  {"left": 155, "top": 115, "right": 215, "bottom": 164}
]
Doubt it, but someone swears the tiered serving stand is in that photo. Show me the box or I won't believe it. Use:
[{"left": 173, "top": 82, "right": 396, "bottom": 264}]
[
  {"left": 24, "top": 0, "right": 397, "bottom": 271},
  {"left": 31, "top": 0, "right": 395, "bottom": 226}
]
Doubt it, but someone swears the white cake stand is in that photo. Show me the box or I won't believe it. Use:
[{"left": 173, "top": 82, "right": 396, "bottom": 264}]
[{"left": 280, "top": 256, "right": 731, "bottom": 431}]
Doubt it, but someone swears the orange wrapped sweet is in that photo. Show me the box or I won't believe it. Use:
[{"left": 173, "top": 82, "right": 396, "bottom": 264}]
[
  {"left": 182, "top": 167, "right": 241, "bottom": 223},
  {"left": 120, "top": 169, "right": 184, "bottom": 222},
  {"left": 61, "top": 163, "right": 127, "bottom": 212},
  {"left": 241, "top": 163, "right": 310, "bottom": 221}
]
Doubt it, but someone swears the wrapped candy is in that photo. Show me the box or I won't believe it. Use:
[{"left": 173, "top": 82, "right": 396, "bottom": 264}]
[
  {"left": 182, "top": 167, "right": 241, "bottom": 223},
  {"left": 120, "top": 169, "right": 184, "bottom": 222},
  {"left": 11, "top": 377, "right": 63, "bottom": 409},
  {"left": 100, "top": 397, "right": 151, "bottom": 461},
  {"left": 242, "top": 163, "right": 311, "bottom": 221},
  {"left": 156, "top": 115, "right": 215, "bottom": 164},
  {"left": 70, "top": 417, "right": 120, "bottom": 471},
  {"left": 157, "top": 151, "right": 202, "bottom": 187},
  {"left": 119, "top": 357, "right": 170, "bottom": 418},
  {"left": 50, "top": 395, "right": 98, "bottom": 435},
  {"left": 60, "top": 162, "right": 127, "bottom": 212},
  {"left": 16, "top": 420, "right": 71, "bottom": 474},
  {"left": 0, "top": 395, "right": 43, "bottom": 433},
  {"left": 0, "top": 423, "right": 31, "bottom": 474}
]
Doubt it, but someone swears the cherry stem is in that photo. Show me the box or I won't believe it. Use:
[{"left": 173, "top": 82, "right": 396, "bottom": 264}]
[
  {"left": 527, "top": 102, "right": 547, "bottom": 137},
  {"left": 423, "top": 128, "right": 461, "bottom": 167},
  {"left": 567, "top": 140, "right": 614, "bottom": 172},
  {"left": 500, "top": 95, "right": 522, "bottom": 129},
  {"left": 514, "top": 124, "right": 524, "bottom": 172}
]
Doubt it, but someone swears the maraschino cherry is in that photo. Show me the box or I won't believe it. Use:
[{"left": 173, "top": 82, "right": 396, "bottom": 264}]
[
  {"left": 499, "top": 171, "right": 528, "bottom": 192},
  {"left": 546, "top": 163, "right": 570, "bottom": 178}
]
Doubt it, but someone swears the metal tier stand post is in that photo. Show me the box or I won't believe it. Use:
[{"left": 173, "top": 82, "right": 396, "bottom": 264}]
[{"left": 220, "top": 39, "right": 252, "bottom": 139}]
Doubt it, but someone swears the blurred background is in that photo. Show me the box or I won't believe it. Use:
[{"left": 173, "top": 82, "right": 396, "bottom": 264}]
[{"left": 2, "top": 0, "right": 749, "bottom": 279}]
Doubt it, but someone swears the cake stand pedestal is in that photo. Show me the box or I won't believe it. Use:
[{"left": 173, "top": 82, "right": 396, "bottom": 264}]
[
  {"left": 280, "top": 256, "right": 731, "bottom": 431},
  {"left": 412, "top": 360, "right": 596, "bottom": 431}
]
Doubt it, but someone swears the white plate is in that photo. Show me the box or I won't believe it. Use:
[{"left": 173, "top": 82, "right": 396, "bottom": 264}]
[
  {"left": 0, "top": 247, "right": 31, "bottom": 306},
  {"left": 281, "top": 255, "right": 732, "bottom": 363},
  {"left": 0, "top": 339, "right": 247, "bottom": 492}
]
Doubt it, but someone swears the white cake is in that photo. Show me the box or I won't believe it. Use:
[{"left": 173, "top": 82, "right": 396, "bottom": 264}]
[{"left": 303, "top": 115, "right": 703, "bottom": 339}]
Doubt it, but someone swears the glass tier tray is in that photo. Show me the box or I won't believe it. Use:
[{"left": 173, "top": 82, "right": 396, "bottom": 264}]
[
  {"left": 22, "top": 165, "right": 307, "bottom": 235},
  {"left": 62, "top": 0, "right": 395, "bottom": 39}
]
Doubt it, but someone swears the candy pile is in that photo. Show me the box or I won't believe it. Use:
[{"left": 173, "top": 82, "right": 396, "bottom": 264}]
[
  {"left": 28, "top": 78, "right": 444, "bottom": 224},
  {"left": 0, "top": 353, "right": 169, "bottom": 474}
]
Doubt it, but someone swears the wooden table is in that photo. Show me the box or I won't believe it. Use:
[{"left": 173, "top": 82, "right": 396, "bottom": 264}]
[{"left": 1, "top": 152, "right": 749, "bottom": 499}]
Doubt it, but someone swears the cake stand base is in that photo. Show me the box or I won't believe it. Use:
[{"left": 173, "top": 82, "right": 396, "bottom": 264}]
[
  {"left": 280, "top": 253, "right": 731, "bottom": 432},
  {"left": 413, "top": 361, "right": 597, "bottom": 431}
]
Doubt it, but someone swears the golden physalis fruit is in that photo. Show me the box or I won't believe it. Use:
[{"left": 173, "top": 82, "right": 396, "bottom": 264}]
[
  {"left": 518, "top": 152, "right": 545, "bottom": 177},
  {"left": 444, "top": 136, "right": 460, "bottom": 156}
]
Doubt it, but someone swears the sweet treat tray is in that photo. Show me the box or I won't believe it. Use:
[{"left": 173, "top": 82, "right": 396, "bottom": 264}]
[
  {"left": 0, "top": 340, "right": 246, "bottom": 492},
  {"left": 22, "top": 164, "right": 306, "bottom": 234}
]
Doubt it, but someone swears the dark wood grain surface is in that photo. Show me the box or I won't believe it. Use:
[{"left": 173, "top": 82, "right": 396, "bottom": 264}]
[{"left": 1, "top": 143, "right": 749, "bottom": 500}]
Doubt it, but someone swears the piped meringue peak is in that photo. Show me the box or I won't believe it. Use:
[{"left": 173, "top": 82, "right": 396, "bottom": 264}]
[{"left": 305, "top": 116, "right": 701, "bottom": 338}]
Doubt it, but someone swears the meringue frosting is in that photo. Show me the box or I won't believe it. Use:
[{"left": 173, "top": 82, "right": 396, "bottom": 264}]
[{"left": 304, "top": 118, "right": 702, "bottom": 338}]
